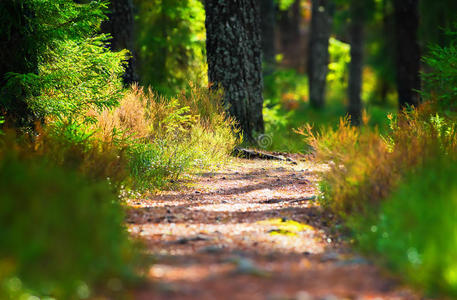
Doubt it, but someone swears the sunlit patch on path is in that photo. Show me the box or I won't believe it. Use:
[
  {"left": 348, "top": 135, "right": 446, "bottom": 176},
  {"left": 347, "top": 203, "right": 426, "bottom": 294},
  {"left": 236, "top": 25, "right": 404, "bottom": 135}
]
[{"left": 127, "top": 158, "right": 417, "bottom": 300}]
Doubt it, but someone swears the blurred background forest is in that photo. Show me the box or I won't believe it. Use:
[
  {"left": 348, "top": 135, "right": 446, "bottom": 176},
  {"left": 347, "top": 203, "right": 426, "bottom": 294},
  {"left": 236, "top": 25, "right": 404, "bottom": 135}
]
[
  {"left": 2, "top": 0, "right": 457, "bottom": 299},
  {"left": 132, "top": 0, "right": 457, "bottom": 152}
]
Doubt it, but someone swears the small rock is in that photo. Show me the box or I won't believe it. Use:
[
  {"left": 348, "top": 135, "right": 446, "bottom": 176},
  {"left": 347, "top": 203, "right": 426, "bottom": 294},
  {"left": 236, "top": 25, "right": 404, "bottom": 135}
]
[
  {"left": 320, "top": 251, "right": 340, "bottom": 262},
  {"left": 232, "top": 257, "right": 265, "bottom": 276},
  {"left": 199, "top": 245, "right": 224, "bottom": 254}
]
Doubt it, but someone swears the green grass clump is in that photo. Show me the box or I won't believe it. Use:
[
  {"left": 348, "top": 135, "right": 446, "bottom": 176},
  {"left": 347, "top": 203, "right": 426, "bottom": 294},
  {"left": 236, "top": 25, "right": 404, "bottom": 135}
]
[
  {"left": 0, "top": 154, "right": 144, "bottom": 299},
  {"left": 92, "top": 84, "right": 238, "bottom": 191},
  {"left": 352, "top": 158, "right": 457, "bottom": 297}
]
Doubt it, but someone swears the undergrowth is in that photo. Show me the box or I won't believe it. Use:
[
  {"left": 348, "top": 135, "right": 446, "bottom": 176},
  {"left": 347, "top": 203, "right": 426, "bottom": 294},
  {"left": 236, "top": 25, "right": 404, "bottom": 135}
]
[
  {"left": 301, "top": 102, "right": 457, "bottom": 297},
  {"left": 0, "top": 146, "right": 145, "bottom": 299},
  {"left": 90, "top": 84, "right": 238, "bottom": 191}
]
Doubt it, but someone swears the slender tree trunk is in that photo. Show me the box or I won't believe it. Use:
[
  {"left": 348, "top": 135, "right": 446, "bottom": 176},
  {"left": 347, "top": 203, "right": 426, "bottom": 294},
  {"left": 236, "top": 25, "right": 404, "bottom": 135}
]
[
  {"left": 260, "top": 0, "right": 276, "bottom": 74},
  {"left": 278, "top": 0, "right": 301, "bottom": 66},
  {"left": 348, "top": 7, "right": 364, "bottom": 126},
  {"left": 102, "top": 0, "right": 138, "bottom": 85},
  {"left": 204, "top": 0, "right": 264, "bottom": 142},
  {"left": 308, "top": 0, "right": 333, "bottom": 109},
  {"left": 393, "top": 0, "right": 421, "bottom": 109}
]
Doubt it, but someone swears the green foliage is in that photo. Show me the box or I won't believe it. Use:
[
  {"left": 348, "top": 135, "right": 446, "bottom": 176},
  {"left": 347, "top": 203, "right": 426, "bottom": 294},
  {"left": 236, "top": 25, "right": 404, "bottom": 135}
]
[
  {"left": 128, "top": 141, "right": 188, "bottom": 191},
  {"left": 25, "top": 36, "right": 127, "bottom": 119},
  {"left": 0, "top": 0, "right": 114, "bottom": 122},
  {"left": 352, "top": 158, "right": 457, "bottom": 297},
  {"left": 0, "top": 153, "right": 143, "bottom": 299},
  {"left": 419, "top": 0, "right": 457, "bottom": 47},
  {"left": 422, "top": 34, "right": 457, "bottom": 111},
  {"left": 327, "top": 38, "right": 350, "bottom": 88},
  {"left": 304, "top": 104, "right": 457, "bottom": 216},
  {"left": 134, "top": 0, "right": 207, "bottom": 96},
  {"left": 92, "top": 84, "right": 238, "bottom": 191},
  {"left": 275, "top": 0, "right": 296, "bottom": 11},
  {"left": 262, "top": 63, "right": 392, "bottom": 153}
]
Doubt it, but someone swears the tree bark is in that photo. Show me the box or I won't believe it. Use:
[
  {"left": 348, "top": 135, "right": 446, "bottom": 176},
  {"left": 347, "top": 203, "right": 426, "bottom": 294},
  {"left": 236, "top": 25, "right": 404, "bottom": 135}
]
[
  {"left": 204, "top": 0, "right": 264, "bottom": 142},
  {"left": 277, "top": 0, "right": 301, "bottom": 67},
  {"left": 393, "top": 0, "right": 421, "bottom": 109},
  {"left": 0, "top": 1, "right": 38, "bottom": 126},
  {"left": 308, "top": 0, "right": 333, "bottom": 109},
  {"left": 260, "top": 0, "right": 276, "bottom": 73},
  {"left": 348, "top": 6, "right": 364, "bottom": 126},
  {"left": 102, "top": 0, "right": 138, "bottom": 85}
]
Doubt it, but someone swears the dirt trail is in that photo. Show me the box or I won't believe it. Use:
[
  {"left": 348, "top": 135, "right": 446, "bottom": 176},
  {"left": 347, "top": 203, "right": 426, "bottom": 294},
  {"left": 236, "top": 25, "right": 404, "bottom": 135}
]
[{"left": 127, "top": 158, "right": 417, "bottom": 300}]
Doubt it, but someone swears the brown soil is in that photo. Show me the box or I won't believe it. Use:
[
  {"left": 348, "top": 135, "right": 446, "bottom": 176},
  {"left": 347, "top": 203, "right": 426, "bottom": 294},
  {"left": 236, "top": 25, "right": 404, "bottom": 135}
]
[{"left": 126, "top": 158, "right": 419, "bottom": 300}]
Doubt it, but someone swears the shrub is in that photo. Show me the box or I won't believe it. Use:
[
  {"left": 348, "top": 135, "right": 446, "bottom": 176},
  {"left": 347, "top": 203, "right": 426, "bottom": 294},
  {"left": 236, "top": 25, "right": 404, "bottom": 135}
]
[
  {"left": 90, "top": 84, "right": 238, "bottom": 191},
  {"left": 6, "top": 123, "right": 130, "bottom": 189},
  {"left": 1, "top": 0, "right": 119, "bottom": 125},
  {"left": 301, "top": 104, "right": 457, "bottom": 216},
  {"left": 127, "top": 141, "right": 189, "bottom": 190},
  {"left": 422, "top": 31, "right": 457, "bottom": 111},
  {"left": 301, "top": 103, "right": 457, "bottom": 297},
  {"left": 0, "top": 153, "right": 143, "bottom": 299},
  {"left": 352, "top": 157, "right": 457, "bottom": 297},
  {"left": 25, "top": 36, "right": 127, "bottom": 120}
]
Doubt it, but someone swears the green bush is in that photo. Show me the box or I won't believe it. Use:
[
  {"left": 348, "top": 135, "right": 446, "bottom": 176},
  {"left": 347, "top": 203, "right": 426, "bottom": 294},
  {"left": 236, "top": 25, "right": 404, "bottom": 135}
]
[
  {"left": 91, "top": 84, "right": 237, "bottom": 191},
  {"left": 352, "top": 157, "right": 457, "bottom": 297},
  {"left": 0, "top": 154, "right": 143, "bottom": 299},
  {"left": 1, "top": 0, "right": 117, "bottom": 124},
  {"left": 422, "top": 31, "right": 457, "bottom": 111},
  {"left": 26, "top": 36, "right": 127, "bottom": 120}
]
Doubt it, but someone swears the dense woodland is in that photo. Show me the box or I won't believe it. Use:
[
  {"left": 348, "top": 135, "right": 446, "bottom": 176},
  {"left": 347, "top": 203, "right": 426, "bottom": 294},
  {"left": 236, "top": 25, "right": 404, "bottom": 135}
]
[{"left": 1, "top": 0, "right": 457, "bottom": 299}]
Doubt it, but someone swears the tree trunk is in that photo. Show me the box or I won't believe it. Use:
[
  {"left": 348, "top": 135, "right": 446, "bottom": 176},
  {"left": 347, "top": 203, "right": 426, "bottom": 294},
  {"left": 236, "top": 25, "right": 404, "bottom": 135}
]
[
  {"left": 348, "top": 7, "right": 364, "bottom": 126},
  {"left": 277, "top": 0, "right": 301, "bottom": 67},
  {"left": 102, "top": 0, "right": 138, "bottom": 85},
  {"left": 308, "top": 0, "right": 333, "bottom": 109},
  {"left": 0, "top": 1, "right": 38, "bottom": 126},
  {"left": 260, "top": 0, "right": 276, "bottom": 73},
  {"left": 204, "top": 0, "right": 264, "bottom": 143},
  {"left": 393, "top": 0, "right": 421, "bottom": 109}
]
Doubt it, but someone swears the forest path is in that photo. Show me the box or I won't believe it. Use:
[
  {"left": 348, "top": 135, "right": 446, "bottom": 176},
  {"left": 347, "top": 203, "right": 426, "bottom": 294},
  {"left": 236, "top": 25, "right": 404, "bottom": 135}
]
[{"left": 127, "top": 158, "right": 416, "bottom": 300}]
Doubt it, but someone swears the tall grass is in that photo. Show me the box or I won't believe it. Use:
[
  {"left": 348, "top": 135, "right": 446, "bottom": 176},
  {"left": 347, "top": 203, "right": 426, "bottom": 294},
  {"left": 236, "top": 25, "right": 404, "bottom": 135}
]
[
  {"left": 301, "top": 102, "right": 457, "bottom": 297},
  {"left": 89, "top": 83, "right": 238, "bottom": 190}
]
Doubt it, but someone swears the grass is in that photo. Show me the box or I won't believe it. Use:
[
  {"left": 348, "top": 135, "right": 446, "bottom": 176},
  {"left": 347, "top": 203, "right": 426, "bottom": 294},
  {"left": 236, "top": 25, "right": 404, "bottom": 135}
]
[
  {"left": 262, "top": 67, "right": 395, "bottom": 153},
  {"left": 89, "top": 84, "right": 237, "bottom": 191},
  {"left": 302, "top": 100, "right": 457, "bottom": 297},
  {"left": 0, "top": 149, "right": 144, "bottom": 299}
]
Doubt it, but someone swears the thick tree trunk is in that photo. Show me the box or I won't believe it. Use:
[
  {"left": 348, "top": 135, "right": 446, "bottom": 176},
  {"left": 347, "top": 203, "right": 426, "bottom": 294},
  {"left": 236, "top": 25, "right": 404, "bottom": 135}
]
[
  {"left": 102, "top": 0, "right": 138, "bottom": 85},
  {"left": 260, "top": 0, "right": 276, "bottom": 73},
  {"left": 393, "top": 0, "right": 421, "bottom": 109},
  {"left": 348, "top": 9, "right": 364, "bottom": 126},
  {"left": 0, "top": 1, "right": 38, "bottom": 126},
  {"left": 308, "top": 0, "right": 333, "bottom": 109},
  {"left": 204, "top": 0, "right": 264, "bottom": 143}
]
